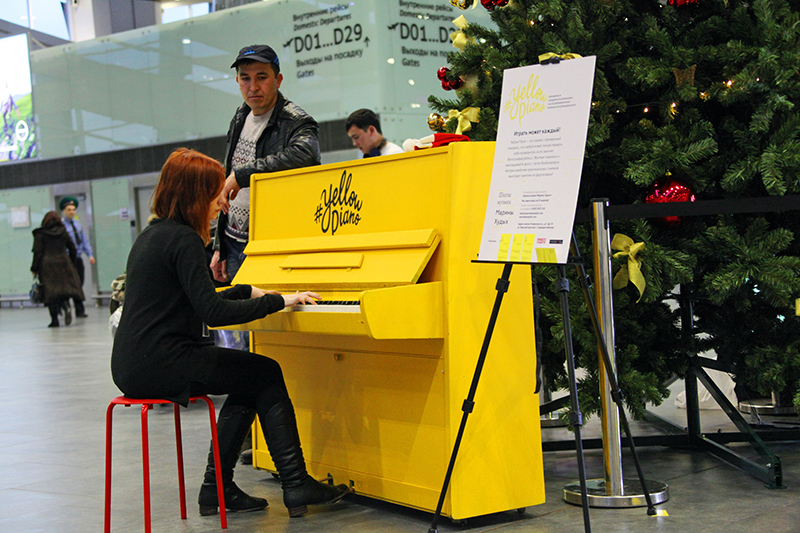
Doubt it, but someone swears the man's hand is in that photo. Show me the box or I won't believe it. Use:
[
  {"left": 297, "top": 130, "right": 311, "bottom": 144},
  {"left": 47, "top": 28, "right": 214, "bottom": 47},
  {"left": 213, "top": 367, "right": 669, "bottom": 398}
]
[
  {"left": 220, "top": 171, "right": 240, "bottom": 214},
  {"left": 89, "top": 256, "right": 96, "bottom": 265},
  {"left": 210, "top": 250, "right": 229, "bottom": 282}
]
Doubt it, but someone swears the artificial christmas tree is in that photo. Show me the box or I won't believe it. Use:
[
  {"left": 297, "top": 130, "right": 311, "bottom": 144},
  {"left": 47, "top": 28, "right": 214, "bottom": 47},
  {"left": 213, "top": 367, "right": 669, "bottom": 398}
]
[{"left": 428, "top": 0, "right": 800, "bottom": 417}]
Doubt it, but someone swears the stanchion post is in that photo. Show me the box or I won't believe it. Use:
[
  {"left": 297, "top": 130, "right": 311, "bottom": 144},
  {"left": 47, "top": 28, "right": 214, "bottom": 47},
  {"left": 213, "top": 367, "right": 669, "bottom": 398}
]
[
  {"left": 563, "top": 199, "right": 670, "bottom": 509},
  {"left": 592, "top": 198, "right": 624, "bottom": 494}
]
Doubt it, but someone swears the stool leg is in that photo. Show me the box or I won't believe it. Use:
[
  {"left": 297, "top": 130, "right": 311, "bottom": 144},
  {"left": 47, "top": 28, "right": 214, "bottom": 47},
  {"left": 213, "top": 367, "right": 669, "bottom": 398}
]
[
  {"left": 199, "top": 396, "right": 227, "bottom": 529},
  {"left": 140, "top": 404, "right": 152, "bottom": 533},
  {"left": 173, "top": 403, "right": 187, "bottom": 519},
  {"left": 104, "top": 403, "right": 116, "bottom": 533}
]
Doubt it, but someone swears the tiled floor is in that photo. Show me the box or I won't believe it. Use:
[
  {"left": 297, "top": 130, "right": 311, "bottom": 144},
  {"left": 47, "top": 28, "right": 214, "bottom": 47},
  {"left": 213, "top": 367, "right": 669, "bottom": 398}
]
[{"left": 1, "top": 305, "right": 799, "bottom": 532}]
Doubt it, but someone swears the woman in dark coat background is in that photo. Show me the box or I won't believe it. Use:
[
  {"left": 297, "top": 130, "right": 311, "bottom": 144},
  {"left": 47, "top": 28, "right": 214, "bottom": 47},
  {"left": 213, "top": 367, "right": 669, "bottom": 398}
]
[
  {"left": 31, "top": 211, "right": 85, "bottom": 327},
  {"left": 111, "top": 148, "right": 349, "bottom": 519}
]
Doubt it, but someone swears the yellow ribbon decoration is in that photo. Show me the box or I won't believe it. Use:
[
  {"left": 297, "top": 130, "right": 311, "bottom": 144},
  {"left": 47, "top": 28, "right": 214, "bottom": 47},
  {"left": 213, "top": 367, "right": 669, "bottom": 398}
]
[
  {"left": 611, "top": 234, "right": 646, "bottom": 302},
  {"left": 448, "top": 107, "right": 480, "bottom": 134},
  {"left": 450, "top": 15, "right": 471, "bottom": 50},
  {"left": 795, "top": 298, "right": 799, "bottom": 316},
  {"left": 538, "top": 52, "right": 583, "bottom": 63}
]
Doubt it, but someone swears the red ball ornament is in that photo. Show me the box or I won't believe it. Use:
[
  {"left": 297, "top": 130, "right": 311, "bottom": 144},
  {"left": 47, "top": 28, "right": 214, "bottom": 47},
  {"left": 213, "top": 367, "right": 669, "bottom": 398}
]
[
  {"left": 494, "top": 0, "right": 509, "bottom": 5},
  {"left": 668, "top": 0, "right": 698, "bottom": 5},
  {"left": 436, "top": 66, "right": 449, "bottom": 81},
  {"left": 447, "top": 78, "right": 464, "bottom": 90},
  {"left": 480, "top": 0, "right": 495, "bottom": 10},
  {"left": 645, "top": 175, "right": 696, "bottom": 225}
]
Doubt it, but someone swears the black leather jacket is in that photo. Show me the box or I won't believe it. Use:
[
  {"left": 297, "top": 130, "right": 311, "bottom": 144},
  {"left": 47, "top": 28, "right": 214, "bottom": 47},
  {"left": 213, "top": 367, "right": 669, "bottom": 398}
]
[{"left": 215, "top": 91, "right": 320, "bottom": 255}]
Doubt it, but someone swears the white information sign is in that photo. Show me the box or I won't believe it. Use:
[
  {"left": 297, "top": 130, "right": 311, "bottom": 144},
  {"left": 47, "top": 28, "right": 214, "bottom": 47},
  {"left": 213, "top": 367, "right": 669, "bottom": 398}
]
[
  {"left": 10, "top": 206, "right": 30, "bottom": 228},
  {"left": 478, "top": 56, "right": 596, "bottom": 264}
]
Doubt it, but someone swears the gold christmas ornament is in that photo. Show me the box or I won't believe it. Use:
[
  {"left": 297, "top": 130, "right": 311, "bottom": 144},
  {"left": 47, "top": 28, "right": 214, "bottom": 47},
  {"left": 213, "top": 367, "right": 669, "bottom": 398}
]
[
  {"left": 427, "top": 112, "right": 446, "bottom": 131},
  {"left": 450, "top": 0, "right": 474, "bottom": 9}
]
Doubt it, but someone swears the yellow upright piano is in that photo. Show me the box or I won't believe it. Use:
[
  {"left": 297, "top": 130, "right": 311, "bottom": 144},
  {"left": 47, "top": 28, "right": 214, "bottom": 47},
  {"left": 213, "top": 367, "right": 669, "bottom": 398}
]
[{"left": 230, "top": 141, "right": 545, "bottom": 520}]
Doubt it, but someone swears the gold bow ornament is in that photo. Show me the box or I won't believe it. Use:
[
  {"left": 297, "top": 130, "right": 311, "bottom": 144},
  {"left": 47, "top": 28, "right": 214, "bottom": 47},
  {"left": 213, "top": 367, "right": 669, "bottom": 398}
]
[
  {"left": 538, "top": 52, "right": 583, "bottom": 64},
  {"left": 448, "top": 107, "right": 480, "bottom": 135},
  {"left": 611, "top": 234, "right": 646, "bottom": 302},
  {"left": 450, "top": 15, "right": 472, "bottom": 50}
]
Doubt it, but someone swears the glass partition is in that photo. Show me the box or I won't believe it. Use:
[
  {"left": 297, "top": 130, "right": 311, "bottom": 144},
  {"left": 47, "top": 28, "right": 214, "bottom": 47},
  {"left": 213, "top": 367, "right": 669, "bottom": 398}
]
[{"left": 30, "top": 0, "right": 493, "bottom": 160}]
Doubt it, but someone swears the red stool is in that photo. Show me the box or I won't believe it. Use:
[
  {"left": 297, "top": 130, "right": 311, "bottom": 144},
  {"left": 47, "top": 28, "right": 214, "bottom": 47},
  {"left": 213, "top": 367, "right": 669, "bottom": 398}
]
[{"left": 104, "top": 395, "right": 227, "bottom": 532}]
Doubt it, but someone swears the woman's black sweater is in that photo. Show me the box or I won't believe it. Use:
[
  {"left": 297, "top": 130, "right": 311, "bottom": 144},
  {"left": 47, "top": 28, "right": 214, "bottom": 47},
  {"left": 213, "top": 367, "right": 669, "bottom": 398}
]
[{"left": 111, "top": 218, "right": 283, "bottom": 405}]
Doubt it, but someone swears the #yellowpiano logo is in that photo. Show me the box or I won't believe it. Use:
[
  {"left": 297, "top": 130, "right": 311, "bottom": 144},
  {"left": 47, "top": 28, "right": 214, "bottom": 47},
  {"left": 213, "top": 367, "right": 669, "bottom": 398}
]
[
  {"left": 314, "top": 169, "right": 363, "bottom": 235},
  {"left": 502, "top": 73, "right": 548, "bottom": 125}
]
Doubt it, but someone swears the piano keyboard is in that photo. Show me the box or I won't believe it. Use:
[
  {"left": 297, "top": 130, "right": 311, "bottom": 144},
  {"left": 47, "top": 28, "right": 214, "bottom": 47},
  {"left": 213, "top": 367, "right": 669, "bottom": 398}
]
[{"left": 285, "top": 300, "right": 361, "bottom": 313}]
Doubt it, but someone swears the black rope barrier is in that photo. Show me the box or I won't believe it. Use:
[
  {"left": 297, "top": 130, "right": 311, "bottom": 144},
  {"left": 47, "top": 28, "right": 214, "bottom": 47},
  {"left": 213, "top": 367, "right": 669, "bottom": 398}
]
[{"left": 574, "top": 194, "right": 800, "bottom": 224}]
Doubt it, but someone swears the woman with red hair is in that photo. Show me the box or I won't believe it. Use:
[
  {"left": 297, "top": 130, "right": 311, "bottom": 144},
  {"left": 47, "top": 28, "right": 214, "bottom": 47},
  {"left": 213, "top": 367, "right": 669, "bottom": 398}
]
[{"left": 111, "top": 148, "right": 349, "bottom": 518}]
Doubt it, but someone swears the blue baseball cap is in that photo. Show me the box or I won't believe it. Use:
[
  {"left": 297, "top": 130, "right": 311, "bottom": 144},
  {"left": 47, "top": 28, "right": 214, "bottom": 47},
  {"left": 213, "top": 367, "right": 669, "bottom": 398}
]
[{"left": 231, "top": 44, "right": 280, "bottom": 72}]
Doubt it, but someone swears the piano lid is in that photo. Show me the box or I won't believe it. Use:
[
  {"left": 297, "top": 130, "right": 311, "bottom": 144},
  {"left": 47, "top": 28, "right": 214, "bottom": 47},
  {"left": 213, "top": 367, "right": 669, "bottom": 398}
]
[{"left": 233, "top": 228, "right": 441, "bottom": 290}]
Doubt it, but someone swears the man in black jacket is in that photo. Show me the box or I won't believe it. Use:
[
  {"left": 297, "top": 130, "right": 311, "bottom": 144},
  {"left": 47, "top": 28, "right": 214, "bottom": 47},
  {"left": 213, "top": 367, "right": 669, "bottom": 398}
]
[
  {"left": 210, "top": 44, "right": 320, "bottom": 283},
  {"left": 203, "top": 44, "right": 321, "bottom": 514}
]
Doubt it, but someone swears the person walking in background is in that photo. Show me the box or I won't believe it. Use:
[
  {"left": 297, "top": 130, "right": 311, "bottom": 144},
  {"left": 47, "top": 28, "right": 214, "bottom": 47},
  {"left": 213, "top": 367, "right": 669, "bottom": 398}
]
[
  {"left": 112, "top": 148, "right": 350, "bottom": 519},
  {"left": 60, "top": 196, "right": 95, "bottom": 318},
  {"left": 31, "top": 211, "right": 85, "bottom": 328}
]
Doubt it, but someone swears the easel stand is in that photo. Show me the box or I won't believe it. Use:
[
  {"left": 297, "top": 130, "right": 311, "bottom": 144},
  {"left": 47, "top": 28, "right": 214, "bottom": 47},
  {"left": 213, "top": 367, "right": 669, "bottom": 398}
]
[
  {"left": 554, "top": 264, "right": 593, "bottom": 532},
  {"left": 427, "top": 241, "right": 669, "bottom": 532},
  {"left": 426, "top": 262, "right": 587, "bottom": 533}
]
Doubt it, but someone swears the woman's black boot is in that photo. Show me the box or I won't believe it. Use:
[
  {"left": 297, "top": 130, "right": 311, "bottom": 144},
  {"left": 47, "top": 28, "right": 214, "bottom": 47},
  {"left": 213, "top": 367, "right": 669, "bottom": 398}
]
[
  {"left": 198, "top": 404, "right": 267, "bottom": 515},
  {"left": 47, "top": 304, "right": 60, "bottom": 327},
  {"left": 261, "top": 400, "right": 350, "bottom": 517},
  {"left": 61, "top": 301, "right": 72, "bottom": 326},
  {"left": 198, "top": 482, "right": 267, "bottom": 516}
]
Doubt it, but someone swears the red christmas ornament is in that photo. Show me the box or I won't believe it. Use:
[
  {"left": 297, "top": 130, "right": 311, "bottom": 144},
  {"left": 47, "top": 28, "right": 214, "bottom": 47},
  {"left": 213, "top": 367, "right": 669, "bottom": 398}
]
[
  {"left": 645, "top": 175, "right": 696, "bottom": 225},
  {"left": 668, "top": 0, "right": 698, "bottom": 6},
  {"left": 495, "top": 0, "right": 509, "bottom": 5},
  {"left": 446, "top": 78, "right": 464, "bottom": 90},
  {"left": 439, "top": 67, "right": 464, "bottom": 91},
  {"left": 480, "top": 0, "right": 495, "bottom": 10}
]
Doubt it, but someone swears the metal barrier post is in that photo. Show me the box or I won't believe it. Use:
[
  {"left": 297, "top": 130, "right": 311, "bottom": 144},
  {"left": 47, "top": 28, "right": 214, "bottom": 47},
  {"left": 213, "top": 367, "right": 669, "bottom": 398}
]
[{"left": 563, "top": 198, "right": 669, "bottom": 507}]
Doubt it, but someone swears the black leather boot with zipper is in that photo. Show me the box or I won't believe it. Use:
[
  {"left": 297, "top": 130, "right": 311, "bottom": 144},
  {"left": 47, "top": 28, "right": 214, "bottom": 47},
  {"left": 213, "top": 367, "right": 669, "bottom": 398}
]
[
  {"left": 197, "top": 404, "right": 267, "bottom": 515},
  {"left": 261, "top": 399, "right": 351, "bottom": 517}
]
